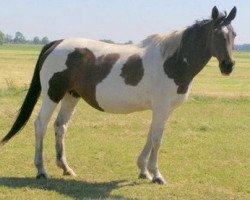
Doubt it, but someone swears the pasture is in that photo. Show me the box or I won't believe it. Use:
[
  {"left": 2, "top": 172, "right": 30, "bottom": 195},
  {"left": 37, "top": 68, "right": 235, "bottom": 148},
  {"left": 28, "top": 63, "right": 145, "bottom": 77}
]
[{"left": 0, "top": 44, "right": 249, "bottom": 200}]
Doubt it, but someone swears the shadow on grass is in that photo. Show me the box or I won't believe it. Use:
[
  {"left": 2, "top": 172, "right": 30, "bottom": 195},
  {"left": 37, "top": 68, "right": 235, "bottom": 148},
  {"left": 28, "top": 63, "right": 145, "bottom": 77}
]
[{"left": 0, "top": 177, "right": 134, "bottom": 199}]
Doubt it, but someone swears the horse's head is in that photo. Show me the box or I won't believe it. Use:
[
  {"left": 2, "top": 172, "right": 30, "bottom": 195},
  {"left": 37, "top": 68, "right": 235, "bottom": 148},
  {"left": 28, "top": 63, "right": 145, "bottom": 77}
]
[{"left": 209, "top": 6, "right": 237, "bottom": 75}]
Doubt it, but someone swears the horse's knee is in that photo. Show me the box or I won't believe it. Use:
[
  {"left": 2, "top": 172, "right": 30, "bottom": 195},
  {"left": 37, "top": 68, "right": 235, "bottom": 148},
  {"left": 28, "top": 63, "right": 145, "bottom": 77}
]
[
  {"left": 54, "top": 120, "right": 68, "bottom": 135},
  {"left": 150, "top": 134, "right": 163, "bottom": 148},
  {"left": 34, "top": 117, "right": 46, "bottom": 136}
]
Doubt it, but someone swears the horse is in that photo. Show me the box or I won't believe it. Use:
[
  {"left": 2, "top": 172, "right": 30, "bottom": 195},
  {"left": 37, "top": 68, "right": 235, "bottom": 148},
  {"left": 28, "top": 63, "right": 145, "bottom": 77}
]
[{"left": 1, "top": 6, "right": 237, "bottom": 184}]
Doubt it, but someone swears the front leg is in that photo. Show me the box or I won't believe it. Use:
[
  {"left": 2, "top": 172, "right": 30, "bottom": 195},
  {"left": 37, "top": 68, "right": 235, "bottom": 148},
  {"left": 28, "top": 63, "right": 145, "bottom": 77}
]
[
  {"left": 148, "top": 134, "right": 166, "bottom": 185},
  {"left": 137, "top": 103, "right": 171, "bottom": 184},
  {"left": 137, "top": 134, "right": 153, "bottom": 180}
]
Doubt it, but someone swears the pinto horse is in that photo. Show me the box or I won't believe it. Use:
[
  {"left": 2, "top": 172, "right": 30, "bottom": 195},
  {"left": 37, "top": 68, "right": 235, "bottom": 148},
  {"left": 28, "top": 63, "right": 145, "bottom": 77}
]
[{"left": 1, "top": 6, "right": 237, "bottom": 184}]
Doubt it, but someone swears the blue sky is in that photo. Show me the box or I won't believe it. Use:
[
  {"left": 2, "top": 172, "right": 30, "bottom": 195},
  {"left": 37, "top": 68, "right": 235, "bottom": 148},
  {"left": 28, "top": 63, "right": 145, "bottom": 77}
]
[{"left": 0, "top": 0, "right": 248, "bottom": 44}]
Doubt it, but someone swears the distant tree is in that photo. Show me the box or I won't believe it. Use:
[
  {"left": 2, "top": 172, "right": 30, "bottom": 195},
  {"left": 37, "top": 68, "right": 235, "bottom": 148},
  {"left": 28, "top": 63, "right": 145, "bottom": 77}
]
[
  {"left": 33, "top": 36, "right": 40, "bottom": 44},
  {"left": 124, "top": 40, "right": 133, "bottom": 44},
  {"left": 14, "top": 31, "right": 26, "bottom": 44},
  {"left": 4, "top": 34, "right": 13, "bottom": 43},
  {"left": 26, "top": 39, "right": 33, "bottom": 44},
  {"left": 100, "top": 39, "right": 115, "bottom": 44},
  {"left": 235, "top": 44, "right": 250, "bottom": 51},
  {"left": 41, "top": 36, "right": 49, "bottom": 45},
  {"left": 0, "top": 31, "right": 4, "bottom": 45}
]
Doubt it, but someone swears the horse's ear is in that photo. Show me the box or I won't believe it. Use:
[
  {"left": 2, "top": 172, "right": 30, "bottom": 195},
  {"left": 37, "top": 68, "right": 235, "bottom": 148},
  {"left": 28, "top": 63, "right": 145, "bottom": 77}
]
[
  {"left": 212, "top": 6, "right": 219, "bottom": 20},
  {"left": 223, "top": 6, "right": 237, "bottom": 25}
]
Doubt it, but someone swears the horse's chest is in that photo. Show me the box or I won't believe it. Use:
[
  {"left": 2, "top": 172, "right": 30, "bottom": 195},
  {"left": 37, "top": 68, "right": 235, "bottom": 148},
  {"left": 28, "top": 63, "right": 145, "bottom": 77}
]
[{"left": 170, "top": 89, "right": 190, "bottom": 110}]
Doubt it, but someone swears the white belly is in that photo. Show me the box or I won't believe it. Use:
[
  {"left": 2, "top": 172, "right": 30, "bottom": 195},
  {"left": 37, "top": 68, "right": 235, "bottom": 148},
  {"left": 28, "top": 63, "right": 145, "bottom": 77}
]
[{"left": 96, "top": 67, "right": 151, "bottom": 113}]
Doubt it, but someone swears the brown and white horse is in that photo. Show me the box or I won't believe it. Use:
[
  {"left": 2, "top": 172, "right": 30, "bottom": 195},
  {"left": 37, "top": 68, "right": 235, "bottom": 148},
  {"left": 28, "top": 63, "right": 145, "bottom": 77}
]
[{"left": 1, "top": 6, "right": 237, "bottom": 184}]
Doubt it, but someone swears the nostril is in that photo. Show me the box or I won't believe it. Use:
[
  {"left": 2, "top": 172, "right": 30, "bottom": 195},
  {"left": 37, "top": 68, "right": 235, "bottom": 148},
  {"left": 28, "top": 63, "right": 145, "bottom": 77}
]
[
  {"left": 222, "top": 60, "right": 228, "bottom": 64},
  {"left": 224, "top": 60, "right": 235, "bottom": 67}
]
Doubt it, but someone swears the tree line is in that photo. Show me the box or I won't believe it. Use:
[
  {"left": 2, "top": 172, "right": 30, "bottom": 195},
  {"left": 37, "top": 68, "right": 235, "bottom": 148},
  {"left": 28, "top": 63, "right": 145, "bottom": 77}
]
[
  {"left": 0, "top": 30, "right": 134, "bottom": 46},
  {"left": 0, "top": 30, "right": 249, "bottom": 50},
  {"left": 0, "top": 30, "right": 49, "bottom": 45},
  {"left": 235, "top": 44, "right": 250, "bottom": 51},
  {"left": 100, "top": 39, "right": 133, "bottom": 45}
]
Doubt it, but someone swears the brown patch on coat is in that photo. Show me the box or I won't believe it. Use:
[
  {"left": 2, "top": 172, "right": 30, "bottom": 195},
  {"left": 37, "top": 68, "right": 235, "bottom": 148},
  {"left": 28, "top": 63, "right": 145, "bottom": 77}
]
[
  {"left": 163, "top": 50, "right": 191, "bottom": 94},
  {"left": 120, "top": 54, "right": 144, "bottom": 86},
  {"left": 48, "top": 48, "right": 120, "bottom": 111}
]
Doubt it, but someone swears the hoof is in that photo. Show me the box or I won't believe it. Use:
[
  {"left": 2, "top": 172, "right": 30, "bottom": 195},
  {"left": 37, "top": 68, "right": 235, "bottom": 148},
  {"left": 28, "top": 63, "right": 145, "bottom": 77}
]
[
  {"left": 36, "top": 173, "right": 48, "bottom": 179},
  {"left": 152, "top": 177, "right": 166, "bottom": 185},
  {"left": 63, "top": 169, "right": 76, "bottom": 176},
  {"left": 138, "top": 172, "right": 152, "bottom": 180}
]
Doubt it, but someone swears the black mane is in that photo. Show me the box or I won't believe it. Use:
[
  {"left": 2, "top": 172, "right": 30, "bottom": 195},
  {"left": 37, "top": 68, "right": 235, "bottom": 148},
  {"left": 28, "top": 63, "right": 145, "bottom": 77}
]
[
  {"left": 194, "top": 19, "right": 211, "bottom": 27},
  {"left": 193, "top": 11, "right": 227, "bottom": 28}
]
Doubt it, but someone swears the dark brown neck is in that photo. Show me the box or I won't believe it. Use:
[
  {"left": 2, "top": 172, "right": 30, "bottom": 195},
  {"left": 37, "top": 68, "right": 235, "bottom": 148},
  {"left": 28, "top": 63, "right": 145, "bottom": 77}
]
[
  {"left": 180, "top": 22, "right": 213, "bottom": 77},
  {"left": 163, "top": 21, "right": 213, "bottom": 94}
]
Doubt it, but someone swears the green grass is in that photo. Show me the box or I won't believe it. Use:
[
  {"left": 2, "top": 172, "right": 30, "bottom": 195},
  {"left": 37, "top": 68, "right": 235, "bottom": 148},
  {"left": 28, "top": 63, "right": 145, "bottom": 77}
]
[
  {"left": 0, "top": 44, "right": 249, "bottom": 200},
  {"left": 0, "top": 44, "right": 42, "bottom": 89},
  {"left": 192, "top": 56, "right": 250, "bottom": 97}
]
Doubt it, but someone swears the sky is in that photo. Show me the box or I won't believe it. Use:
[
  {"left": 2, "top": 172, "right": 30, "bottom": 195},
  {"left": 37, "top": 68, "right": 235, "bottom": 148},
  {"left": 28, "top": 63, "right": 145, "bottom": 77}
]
[{"left": 0, "top": 0, "right": 249, "bottom": 44}]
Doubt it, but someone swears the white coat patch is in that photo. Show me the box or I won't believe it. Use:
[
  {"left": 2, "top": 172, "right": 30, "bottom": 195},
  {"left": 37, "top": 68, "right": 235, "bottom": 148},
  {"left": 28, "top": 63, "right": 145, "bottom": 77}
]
[{"left": 222, "top": 26, "right": 229, "bottom": 34}]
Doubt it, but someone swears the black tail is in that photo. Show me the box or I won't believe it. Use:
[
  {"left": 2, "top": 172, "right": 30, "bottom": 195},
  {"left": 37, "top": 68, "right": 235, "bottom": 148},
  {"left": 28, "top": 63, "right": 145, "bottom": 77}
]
[{"left": 1, "top": 40, "right": 63, "bottom": 145}]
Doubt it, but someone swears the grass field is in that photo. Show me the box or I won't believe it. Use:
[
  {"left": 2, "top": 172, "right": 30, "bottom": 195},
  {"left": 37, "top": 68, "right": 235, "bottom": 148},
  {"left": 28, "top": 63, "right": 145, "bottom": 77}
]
[{"left": 0, "top": 44, "right": 249, "bottom": 200}]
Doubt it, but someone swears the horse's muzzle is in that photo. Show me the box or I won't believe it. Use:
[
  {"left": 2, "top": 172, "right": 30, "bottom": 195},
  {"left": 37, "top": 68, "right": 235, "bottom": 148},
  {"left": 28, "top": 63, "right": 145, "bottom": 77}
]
[{"left": 219, "top": 60, "right": 235, "bottom": 76}]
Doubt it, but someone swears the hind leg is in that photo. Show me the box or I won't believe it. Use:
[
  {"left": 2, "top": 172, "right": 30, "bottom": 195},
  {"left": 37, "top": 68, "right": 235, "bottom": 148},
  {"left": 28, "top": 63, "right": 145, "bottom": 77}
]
[
  {"left": 54, "top": 93, "right": 79, "bottom": 176},
  {"left": 34, "top": 95, "right": 57, "bottom": 179}
]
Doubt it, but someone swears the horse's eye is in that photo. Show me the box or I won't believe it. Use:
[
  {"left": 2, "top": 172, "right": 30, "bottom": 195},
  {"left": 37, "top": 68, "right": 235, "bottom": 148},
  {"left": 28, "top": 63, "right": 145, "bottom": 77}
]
[
  {"left": 213, "top": 28, "right": 220, "bottom": 35},
  {"left": 232, "top": 31, "right": 237, "bottom": 38}
]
